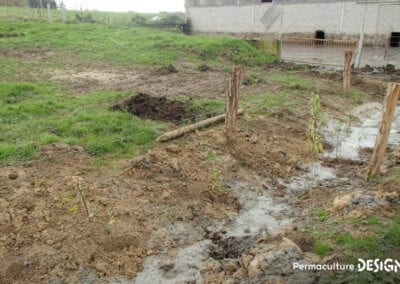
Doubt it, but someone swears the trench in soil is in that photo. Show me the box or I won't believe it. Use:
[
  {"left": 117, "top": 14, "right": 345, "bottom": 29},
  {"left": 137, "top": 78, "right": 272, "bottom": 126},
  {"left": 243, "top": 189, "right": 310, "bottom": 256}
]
[{"left": 131, "top": 102, "right": 400, "bottom": 283}]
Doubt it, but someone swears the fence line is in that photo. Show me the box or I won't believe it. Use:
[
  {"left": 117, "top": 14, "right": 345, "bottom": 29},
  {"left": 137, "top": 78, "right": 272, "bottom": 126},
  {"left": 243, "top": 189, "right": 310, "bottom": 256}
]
[{"left": 281, "top": 37, "right": 358, "bottom": 49}]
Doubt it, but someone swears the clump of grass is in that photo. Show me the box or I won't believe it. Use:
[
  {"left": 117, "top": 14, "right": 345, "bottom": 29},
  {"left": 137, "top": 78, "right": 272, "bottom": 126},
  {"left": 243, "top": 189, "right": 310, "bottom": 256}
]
[
  {"left": 313, "top": 240, "right": 332, "bottom": 257},
  {"left": 240, "top": 93, "right": 298, "bottom": 116},
  {"left": 315, "top": 208, "right": 330, "bottom": 222},
  {"left": 195, "top": 63, "right": 211, "bottom": 72},
  {"left": 383, "top": 211, "right": 400, "bottom": 246},
  {"left": 243, "top": 73, "right": 264, "bottom": 85}
]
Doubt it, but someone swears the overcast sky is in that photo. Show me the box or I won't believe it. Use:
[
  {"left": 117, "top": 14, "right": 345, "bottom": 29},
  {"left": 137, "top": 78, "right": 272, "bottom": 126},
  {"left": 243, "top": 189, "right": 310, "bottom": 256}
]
[{"left": 62, "top": 0, "right": 185, "bottom": 13}]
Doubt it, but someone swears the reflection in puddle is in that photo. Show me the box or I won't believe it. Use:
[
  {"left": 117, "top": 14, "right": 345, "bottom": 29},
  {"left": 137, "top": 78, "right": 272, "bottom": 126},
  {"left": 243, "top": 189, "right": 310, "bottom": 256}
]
[{"left": 322, "top": 102, "right": 400, "bottom": 160}]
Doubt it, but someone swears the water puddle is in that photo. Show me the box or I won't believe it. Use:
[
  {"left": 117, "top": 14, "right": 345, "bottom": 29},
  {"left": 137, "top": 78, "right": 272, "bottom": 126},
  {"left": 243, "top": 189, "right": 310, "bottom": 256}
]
[
  {"left": 134, "top": 102, "right": 400, "bottom": 283},
  {"left": 134, "top": 177, "right": 294, "bottom": 283},
  {"left": 322, "top": 102, "right": 400, "bottom": 160},
  {"left": 135, "top": 240, "right": 211, "bottom": 284}
]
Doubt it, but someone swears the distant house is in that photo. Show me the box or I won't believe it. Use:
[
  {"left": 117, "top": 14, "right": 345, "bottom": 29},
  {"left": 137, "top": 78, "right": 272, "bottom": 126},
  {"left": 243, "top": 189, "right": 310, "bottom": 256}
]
[{"left": 185, "top": 0, "right": 400, "bottom": 43}]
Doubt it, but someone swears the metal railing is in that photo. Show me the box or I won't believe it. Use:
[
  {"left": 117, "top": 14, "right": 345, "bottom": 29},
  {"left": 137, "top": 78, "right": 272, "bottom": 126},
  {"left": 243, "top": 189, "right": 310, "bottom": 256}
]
[
  {"left": 280, "top": 37, "right": 358, "bottom": 67},
  {"left": 281, "top": 37, "right": 358, "bottom": 49}
]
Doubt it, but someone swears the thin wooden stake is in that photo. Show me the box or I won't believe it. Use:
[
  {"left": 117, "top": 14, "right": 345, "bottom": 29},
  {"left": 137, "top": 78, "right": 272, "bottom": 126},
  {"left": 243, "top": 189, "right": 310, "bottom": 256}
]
[
  {"left": 367, "top": 83, "right": 400, "bottom": 179},
  {"left": 77, "top": 178, "right": 90, "bottom": 218},
  {"left": 226, "top": 67, "right": 241, "bottom": 131},
  {"left": 343, "top": 50, "right": 353, "bottom": 91}
]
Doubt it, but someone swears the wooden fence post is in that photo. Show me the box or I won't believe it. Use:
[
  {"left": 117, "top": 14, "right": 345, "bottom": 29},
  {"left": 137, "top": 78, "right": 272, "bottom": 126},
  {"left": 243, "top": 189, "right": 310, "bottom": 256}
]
[
  {"left": 367, "top": 83, "right": 400, "bottom": 179},
  {"left": 226, "top": 66, "right": 241, "bottom": 131},
  {"left": 343, "top": 50, "right": 353, "bottom": 91}
]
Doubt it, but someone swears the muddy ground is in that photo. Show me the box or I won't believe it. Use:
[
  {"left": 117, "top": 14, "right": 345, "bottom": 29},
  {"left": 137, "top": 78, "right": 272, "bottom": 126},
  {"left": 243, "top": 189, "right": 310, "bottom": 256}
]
[{"left": 1, "top": 56, "right": 400, "bottom": 283}]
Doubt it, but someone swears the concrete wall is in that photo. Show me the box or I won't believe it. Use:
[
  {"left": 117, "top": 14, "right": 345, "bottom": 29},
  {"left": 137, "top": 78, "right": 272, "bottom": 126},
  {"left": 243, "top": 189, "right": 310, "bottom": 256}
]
[{"left": 186, "top": 1, "right": 400, "bottom": 39}]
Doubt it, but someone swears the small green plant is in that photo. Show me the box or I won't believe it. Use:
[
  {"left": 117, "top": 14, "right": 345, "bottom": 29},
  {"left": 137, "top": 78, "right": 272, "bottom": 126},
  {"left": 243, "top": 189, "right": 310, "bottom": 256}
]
[
  {"left": 209, "top": 168, "right": 222, "bottom": 190},
  {"left": 315, "top": 208, "right": 330, "bottom": 222},
  {"left": 367, "top": 215, "right": 379, "bottom": 226},
  {"left": 313, "top": 240, "right": 332, "bottom": 257},
  {"left": 195, "top": 64, "right": 211, "bottom": 72},
  {"left": 306, "top": 93, "right": 324, "bottom": 154},
  {"left": 65, "top": 177, "right": 92, "bottom": 218},
  {"left": 104, "top": 209, "right": 116, "bottom": 244},
  {"left": 306, "top": 94, "right": 324, "bottom": 178},
  {"left": 203, "top": 148, "right": 219, "bottom": 161},
  {"left": 243, "top": 73, "right": 264, "bottom": 85}
]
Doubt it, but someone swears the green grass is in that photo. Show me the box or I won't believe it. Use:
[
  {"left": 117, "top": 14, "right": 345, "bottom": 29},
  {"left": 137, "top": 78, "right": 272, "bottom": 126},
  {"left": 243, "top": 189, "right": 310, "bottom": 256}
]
[
  {"left": 0, "top": 16, "right": 277, "bottom": 164},
  {"left": 240, "top": 92, "right": 298, "bottom": 115},
  {"left": 0, "top": 82, "right": 165, "bottom": 164},
  {"left": 314, "top": 208, "right": 330, "bottom": 222},
  {"left": 0, "top": 6, "right": 151, "bottom": 25},
  {"left": 313, "top": 240, "right": 332, "bottom": 257},
  {"left": 269, "top": 73, "right": 314, "bottom": 93},
  {"left": 318, "top": 212, "right": 400, "bottom": 283},
  {"left": 0, "top": 19, "right": 276, "bottom": 67}
]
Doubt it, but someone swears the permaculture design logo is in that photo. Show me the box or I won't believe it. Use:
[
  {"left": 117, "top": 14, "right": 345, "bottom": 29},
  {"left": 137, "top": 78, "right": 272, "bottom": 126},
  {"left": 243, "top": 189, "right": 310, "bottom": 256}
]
[{"left": 293, "top": 259, "right": 400, "bottom": 272}]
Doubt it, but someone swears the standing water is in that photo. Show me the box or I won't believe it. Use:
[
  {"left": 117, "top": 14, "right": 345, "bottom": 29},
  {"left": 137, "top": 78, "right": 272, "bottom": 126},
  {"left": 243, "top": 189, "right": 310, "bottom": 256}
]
[{"left": 135, "top": 102, "right": 400, "bottom": 283}]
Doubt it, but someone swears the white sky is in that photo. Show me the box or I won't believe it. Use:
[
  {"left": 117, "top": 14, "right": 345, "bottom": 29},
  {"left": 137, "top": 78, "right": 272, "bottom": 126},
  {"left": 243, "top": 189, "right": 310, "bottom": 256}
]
[{"left": 61, "top": 0, "right": 185, "bottom": 13}]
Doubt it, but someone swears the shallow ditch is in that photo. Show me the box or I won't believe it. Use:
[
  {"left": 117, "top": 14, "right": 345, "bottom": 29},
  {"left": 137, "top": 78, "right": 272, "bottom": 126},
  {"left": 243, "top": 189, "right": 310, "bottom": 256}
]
[{"left": 132, "top": 101, "right": 400, "bottom": 283}]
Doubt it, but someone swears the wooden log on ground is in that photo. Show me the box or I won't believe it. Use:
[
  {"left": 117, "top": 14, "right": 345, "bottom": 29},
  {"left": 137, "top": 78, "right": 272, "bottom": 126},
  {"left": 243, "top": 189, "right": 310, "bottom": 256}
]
[
  {"left": 157, "top": 109, "right": 244, "bottom": 142},
  {"left": 366, "top": 83, "right": 400, "bottom": 179},
  {"left": 343, "top": 50, "right": 353, "bottom": 91},
  {"left": 226, "top": 67, "right": 241, "bottom": 131}
]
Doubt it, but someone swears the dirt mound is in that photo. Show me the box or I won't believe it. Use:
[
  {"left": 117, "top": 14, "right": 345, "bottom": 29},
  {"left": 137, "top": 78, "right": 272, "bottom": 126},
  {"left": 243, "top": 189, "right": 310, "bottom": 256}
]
[{"left": 111, "top": 93, "right": 195, "bottom": 123}]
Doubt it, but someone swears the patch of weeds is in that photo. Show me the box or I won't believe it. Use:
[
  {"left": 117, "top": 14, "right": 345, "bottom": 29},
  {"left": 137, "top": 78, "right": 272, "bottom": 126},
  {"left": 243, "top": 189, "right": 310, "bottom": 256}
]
[
  {"left": 342, "top": 89, "right": 366, "bottom": 104},
  {"left": 313, "top": 240, "right": 332, "bottom": 257},
  {"left": 367, "top": 215, "right": 379, "bottom": 226},
  {"left": 189, "top": 98, "right": 225, "bottom": 118},
  {"left": 104, "top": 209, "right": 116, "bottom": 237},
  {"left": 209, "top": 168, "right": 222, "bottom": 190},
  {"left": 383, "top": 211, "right": 400, "bottom": 247},
  {"left": 203, "top": 148, "right": 219, "bottom": 162},
  {"left": 243, "top": 73, "right": 264, "bottom": 85},
  {"left": 314, "top": 208, "right": 330, "bottom": 222},
  {"left": 157, "top": 63, "right": 178, "bottom": 74},
  {"left": 171, "top": 96, "right": 225, "bottom": 121},
  {"left": 240, "top": 92, "right": 297, "bottom": 116},
  {"left": 335, "top": 232, "right": 382, "bottom": 257},
  {"left": 269, "top": 73, "right": 313, "bottom": 92},
  {"left": 195, "top": 63, "right": 211, "bottom": 72}
]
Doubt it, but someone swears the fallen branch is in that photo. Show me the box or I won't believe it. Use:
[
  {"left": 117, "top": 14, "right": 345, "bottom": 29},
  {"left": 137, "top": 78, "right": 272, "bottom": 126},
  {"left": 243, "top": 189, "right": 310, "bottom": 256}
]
[{"left": 157, "top": 109, "right": 244, "bottom": 142}]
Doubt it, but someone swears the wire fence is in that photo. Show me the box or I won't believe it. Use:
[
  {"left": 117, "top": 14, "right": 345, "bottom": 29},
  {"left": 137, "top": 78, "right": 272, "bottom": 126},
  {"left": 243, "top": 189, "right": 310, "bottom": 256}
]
[{"left": 280, "top": 37, "right": 358, "bottom": 67}]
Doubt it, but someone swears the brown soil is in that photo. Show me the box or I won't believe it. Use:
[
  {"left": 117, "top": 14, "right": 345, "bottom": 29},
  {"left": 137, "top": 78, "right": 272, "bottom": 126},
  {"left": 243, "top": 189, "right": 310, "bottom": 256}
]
[
  {"left": 1, "top": 50, "right": 400, "bottom": 283},
  {"left": 111, "top": 93, "right": 192, "bottom": 123}
]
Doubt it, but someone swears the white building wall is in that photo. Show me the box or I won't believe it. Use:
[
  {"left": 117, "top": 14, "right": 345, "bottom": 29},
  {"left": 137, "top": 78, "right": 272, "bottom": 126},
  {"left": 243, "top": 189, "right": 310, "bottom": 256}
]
[
  {"left": 187, "top": 1, "right": 400, "bottom": 38},
  {"left": 187, "top": 4, "right": 273, "bottom": 34}
]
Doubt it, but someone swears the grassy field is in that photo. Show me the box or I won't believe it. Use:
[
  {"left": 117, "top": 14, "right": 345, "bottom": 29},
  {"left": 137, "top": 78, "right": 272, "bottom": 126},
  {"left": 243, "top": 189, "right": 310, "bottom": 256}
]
[
  {"left": 0, "top": 6, "right": 144, "bottom": 25},
  {"left": 0, "top": 17, "right": 277, "bottom": 165}
]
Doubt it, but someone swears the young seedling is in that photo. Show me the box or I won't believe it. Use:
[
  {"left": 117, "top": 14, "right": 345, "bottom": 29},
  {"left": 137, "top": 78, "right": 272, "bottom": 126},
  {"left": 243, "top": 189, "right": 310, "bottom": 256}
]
[
  {"left": 306, "top": 94, "right": 324, "bottom": 177},
  {"left": 209, "top": 168, "right": 222, "bottom": 190},
  {"left": 65, "top": 178, "right": 93, "bottom": 219},
  {"left": 77, "top": 178, "right": 91, "bottom": 218},
  {"left": 104, "top": 209, "right": 116, "bottom": 246}
]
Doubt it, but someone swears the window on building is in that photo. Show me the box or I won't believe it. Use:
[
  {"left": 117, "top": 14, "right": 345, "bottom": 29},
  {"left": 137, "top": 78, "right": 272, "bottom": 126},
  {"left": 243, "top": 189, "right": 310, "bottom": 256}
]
[
  {"left": 390, "top": 32, "right": 400, "bottom": 47},
  {"left": 261, "top": 0, "right": 273, "bottom": 3}
]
